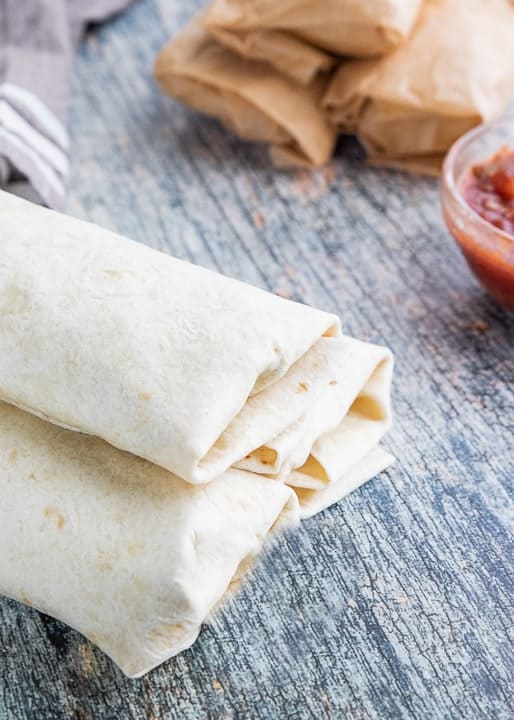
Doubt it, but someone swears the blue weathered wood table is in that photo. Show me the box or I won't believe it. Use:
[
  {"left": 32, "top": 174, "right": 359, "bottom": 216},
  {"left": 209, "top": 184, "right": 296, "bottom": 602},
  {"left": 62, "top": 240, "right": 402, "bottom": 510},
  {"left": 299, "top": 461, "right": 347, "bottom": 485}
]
[{"left": 1, "top": 2, "right": 512, "bottom": 718}]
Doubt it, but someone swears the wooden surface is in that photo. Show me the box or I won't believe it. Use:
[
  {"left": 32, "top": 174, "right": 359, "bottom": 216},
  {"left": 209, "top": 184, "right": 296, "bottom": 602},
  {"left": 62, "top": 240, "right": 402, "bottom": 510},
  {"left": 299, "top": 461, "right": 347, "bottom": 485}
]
[{"left": 1, "top": 2, "right": 513, "bottom": 718}]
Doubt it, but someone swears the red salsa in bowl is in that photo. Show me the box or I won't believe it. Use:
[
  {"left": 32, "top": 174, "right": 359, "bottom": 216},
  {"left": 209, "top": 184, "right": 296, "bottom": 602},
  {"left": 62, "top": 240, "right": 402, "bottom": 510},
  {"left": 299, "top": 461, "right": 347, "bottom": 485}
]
[
  {"left": 442, "top": 119, "right": 514, "bottom": 313},
  {"left": 462, "top": 147, "right": 514, "bottom": 235}
]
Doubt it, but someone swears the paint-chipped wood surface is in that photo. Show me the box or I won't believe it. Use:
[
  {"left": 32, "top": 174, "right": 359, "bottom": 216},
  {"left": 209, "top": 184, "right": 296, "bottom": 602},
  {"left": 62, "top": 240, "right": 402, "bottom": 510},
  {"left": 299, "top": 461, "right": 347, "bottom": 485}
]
[{"left": 1, "top": 2, "right": 513, "bottom": 718}]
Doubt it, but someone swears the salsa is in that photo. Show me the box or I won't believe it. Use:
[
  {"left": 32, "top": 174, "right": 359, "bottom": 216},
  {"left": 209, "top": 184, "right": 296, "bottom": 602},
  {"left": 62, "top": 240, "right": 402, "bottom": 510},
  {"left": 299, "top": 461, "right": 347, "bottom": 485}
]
[
  {"left": 461, "top": 147, "right": 514, "bottom": 236},
  {"left": 445, "top": 146, "right": 514, "bottom": 312}
]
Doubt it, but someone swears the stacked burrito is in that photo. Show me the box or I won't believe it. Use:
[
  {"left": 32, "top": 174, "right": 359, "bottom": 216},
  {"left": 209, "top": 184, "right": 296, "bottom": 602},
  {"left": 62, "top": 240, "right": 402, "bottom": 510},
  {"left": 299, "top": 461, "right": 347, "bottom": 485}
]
[{"left": 0, "top": 190, "right": 394, "bottom": 676}]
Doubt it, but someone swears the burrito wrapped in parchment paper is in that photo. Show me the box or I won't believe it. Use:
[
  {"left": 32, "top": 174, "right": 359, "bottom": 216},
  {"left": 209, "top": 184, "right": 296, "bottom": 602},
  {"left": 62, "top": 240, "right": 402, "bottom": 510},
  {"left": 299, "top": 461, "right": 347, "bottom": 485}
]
[
  {"left": 323, "top": 0, "right": 514, "bottom": 175},
  {"left": 205, "top": 0, "right": 423, "bottom": 84},
  {"left": 154, "top": 14, "right": 337, "bottom": 168},
  {"left": 0, "top": 190, "right": 394, "bottom": 675}
]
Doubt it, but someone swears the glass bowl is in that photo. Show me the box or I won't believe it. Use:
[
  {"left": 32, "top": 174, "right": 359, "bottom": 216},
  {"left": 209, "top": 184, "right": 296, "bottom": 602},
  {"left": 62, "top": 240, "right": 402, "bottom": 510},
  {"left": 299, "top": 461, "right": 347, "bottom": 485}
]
[{"left": 441, "top": 115, "right": 514, "bottom": 313}]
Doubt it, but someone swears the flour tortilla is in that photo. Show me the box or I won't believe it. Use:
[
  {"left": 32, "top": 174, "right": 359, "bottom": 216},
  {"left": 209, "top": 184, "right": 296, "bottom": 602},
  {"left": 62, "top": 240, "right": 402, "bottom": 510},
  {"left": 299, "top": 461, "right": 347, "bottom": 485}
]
[
  {"left": 0, "top": 399, "right": 393, "bottom": 676},
  {"left": 295, "top": 446, "right": 394, "bottom": 518},
  {"left": 234, "top": 336, "right": 393, "bottom": 497},
  {"left": 0, "top": 400, "right": 299, "bottom": 678},
  {"left": 0, "top": 190, "right": 393, "bottom": 502}
]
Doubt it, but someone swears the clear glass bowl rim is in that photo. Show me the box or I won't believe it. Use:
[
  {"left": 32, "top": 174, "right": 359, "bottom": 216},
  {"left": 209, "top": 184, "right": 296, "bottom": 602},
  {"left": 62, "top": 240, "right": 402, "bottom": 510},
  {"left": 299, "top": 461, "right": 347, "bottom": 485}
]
[{"left": 442, "top": 113, "right": 514, "bottom": 245}]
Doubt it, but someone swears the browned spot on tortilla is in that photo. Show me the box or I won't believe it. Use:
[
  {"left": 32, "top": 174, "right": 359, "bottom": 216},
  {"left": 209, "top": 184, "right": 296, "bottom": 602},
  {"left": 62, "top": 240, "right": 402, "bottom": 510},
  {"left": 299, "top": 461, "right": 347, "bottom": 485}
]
[
  {"left": 149, "top": 623, "right": 188, "bottom": 651},
  {"left": 329, "top": 380, "right": 338, "bottom": 386},
  {"left": 138, "top": 391, "right": 152, "bottom": 401},
  {"left": 44, "top": 505, "right": 66, "bottom": 529},
  {"left": 102, "top": 269, "right": 126, "bottom": 279},
  {"left": 97, "top": 561, "right": 113, "bottom": 572},
  {"left": 133, "top": 577, "right": 146, "bottom": 592},
  {"left": 127, "top": 543, "right": 144, "bottom": 556},
  {"left": 254, "top": 446, "right": 277, "bottom": 467},
  {"left": 8, "top": 448, "right": 18, "bottom": 463},
  {"left": 297, "top": 382, "right": 309, "bottom": 393},
  {"left": 97, "top": 549, "right": 117, "bottom": 572},
  {"left": 28, "top": 472, "right": 36, "bottom": 480},
  {"left": 0, "top": 282, "right": 30, "bottom": 316}
]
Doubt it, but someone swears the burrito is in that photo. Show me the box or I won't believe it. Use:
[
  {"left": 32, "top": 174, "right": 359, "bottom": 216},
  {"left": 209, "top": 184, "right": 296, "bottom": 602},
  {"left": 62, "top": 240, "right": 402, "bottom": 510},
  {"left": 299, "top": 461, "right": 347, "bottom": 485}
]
[
  {"left": 154, "top": 15, "right": 337, "bottom": 168},
  {"left": 0, "top": 189, "right": 393, "bottom": 510},
  {"left": 323, "top": 0, "right": 514, "bottom": 174},
  {"left": 0, "top": 400, "right": 299, "bottom": 678},
  {"left": 205, "top": 0, "right": 423, "bottom": 83},
  {"left": 0, "top": 190, "right": 394, "bottom": 675}
]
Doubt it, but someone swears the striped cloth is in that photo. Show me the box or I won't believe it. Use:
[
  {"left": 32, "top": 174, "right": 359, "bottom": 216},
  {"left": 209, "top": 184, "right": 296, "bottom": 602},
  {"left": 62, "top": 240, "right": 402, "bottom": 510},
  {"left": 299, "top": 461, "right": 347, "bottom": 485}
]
[{"left": 0, "top": 0, "right": 134, "bottom": 208}]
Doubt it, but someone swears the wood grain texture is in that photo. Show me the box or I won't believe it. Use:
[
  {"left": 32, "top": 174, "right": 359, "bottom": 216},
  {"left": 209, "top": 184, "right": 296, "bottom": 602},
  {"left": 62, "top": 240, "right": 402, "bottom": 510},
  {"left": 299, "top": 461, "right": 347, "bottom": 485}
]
[{"left": 1, "top": 1, "right": 513, "bottom": 718}]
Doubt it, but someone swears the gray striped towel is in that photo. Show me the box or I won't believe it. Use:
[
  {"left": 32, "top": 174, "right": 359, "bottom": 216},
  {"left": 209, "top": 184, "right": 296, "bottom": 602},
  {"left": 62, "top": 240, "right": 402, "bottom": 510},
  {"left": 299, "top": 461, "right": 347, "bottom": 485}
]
[{"left": 0, "top": 0, "right": 134, "bottom": 208}]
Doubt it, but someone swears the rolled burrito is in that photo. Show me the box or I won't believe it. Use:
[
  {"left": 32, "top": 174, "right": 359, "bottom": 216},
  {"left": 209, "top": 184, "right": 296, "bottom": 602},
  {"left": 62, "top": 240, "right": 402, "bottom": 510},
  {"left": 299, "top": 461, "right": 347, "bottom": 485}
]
[
  {"left": 0, "top": 400, "right": 298, "bottom": 678},
  {"left": 0, "top": 189, "right": 393, "bottom": 513},
  {"left": 323, "top": 0, "right": 514, "bottom": 174},
  {"left": 154, "top": 15, "right": 337, "bottom": 168}
]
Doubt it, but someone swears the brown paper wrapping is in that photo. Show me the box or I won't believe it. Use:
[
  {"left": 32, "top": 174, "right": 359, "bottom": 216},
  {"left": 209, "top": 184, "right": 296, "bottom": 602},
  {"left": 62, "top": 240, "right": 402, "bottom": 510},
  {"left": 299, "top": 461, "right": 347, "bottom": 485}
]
[
  {"left": 154, "top": 14, "right": 337, "bottom": 168},
  {"left": 205, "top": 0, "right": 422, "bottom": 84},
  {"left": 204, "top": 24, "right": 335, "bottom": 86},
  {"left": 324, "top": 0, "right": 514, "bottom": 174}
]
